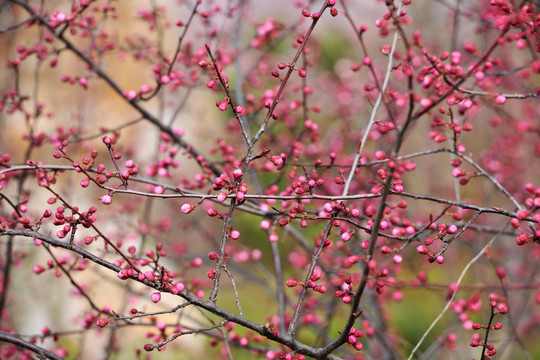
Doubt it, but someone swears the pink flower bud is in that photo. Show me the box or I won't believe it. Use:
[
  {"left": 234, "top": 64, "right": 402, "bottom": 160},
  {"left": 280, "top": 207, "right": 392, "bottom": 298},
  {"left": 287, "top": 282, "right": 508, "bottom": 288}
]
[
  {"left": 160, "top": 75, "right": 170, "bottom": 84},
  {"left": 125, "top": 90, "right": 137, "bottom": 100},
  {"left": 181, "top": 203, "right": 195, "bottom": 214},
  {"left": 191, "top": 257, "right": 203, "bottom": 267},
  {"left": 495, "top": 94, "right": 506, "bottom": 105},
  {"left": 420, "top": 98, "right": 433, "bottom": 108},
  {"left": 233, "top": 168, "right": 243, "bottom": 180},
  {"left": 140, "top": 84, "right": 152, "bottom": 94},
  {"left": 374, "top": 150, "right": 387, "bottom": 160},
  {"left": 516, "top": 209, "right": 530, "bottom": 220},
  {"left": 144, "top": 271, "right": 156, "bottom": 282},
  {"left": 101, "top": 194, "right": 112, "bottom": 205},
  {"left": 323, "top": 202, "right": 333, "bottom": 212},
  {"left": 96, "top": 318, "right": 110, "bottom": 327},
  {"left": 260, "top": 219, "right": 271, "bottom": 230},
  {"left": 175, "top": 282, "right": 185, "bottom": 292},
  {"left": 286, "top": 279, "right": 297, "bottom": 287},
  {"left": 217, "top": 192, "right": 228, "bottom": 202},
  {"left": 218, "top": 101, "right": 228, "bottom": 111},
  {"left": 269, "top": 232, "right": 279, "bottom": 242},
  {"left": 33, "top": 265, "right": 46, "bottom": 274},
  {"left": 151, "top": 292, "right": 161, "bottom": 303},
  {"left": 416, "top": 245, "right": 428, "bottom": 254},
  {"left": 452, "top": 168, "right": 466, "bottom": 177}
]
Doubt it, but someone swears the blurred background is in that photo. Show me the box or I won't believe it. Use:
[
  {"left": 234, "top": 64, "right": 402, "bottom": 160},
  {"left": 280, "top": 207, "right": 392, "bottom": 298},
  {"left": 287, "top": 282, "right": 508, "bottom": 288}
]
[{"left": 1, "top": 0, "right": 539, "bottom": 359}]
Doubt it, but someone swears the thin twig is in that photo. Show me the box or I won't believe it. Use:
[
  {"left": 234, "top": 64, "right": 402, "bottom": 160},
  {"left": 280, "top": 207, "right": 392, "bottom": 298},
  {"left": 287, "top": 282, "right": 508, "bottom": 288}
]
[
  {"left": 0, "top": 331, "right": 63, "bottom": 360},
  {"left": 407, "top": 226, "right": 505, "bottom": 360}
]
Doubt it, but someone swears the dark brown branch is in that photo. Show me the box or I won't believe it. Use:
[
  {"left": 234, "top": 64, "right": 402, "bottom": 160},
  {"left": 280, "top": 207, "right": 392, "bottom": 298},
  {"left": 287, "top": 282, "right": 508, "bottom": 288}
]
[{"left": 0, "top": 331, "right": 63, "bottom": 360}]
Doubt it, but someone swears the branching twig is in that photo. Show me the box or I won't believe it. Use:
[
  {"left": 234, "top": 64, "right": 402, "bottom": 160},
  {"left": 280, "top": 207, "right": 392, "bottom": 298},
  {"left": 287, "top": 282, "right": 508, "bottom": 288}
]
[
  {"left": 407, "top": 226, "right": 505, "bottom": 360},
  {"left": 0, "top": 331, "right": 63, "bottom": 360}
]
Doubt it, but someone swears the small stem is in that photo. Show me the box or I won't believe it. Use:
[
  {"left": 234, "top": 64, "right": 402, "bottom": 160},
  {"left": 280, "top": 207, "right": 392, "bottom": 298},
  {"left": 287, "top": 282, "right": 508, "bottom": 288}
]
[{"left": 480, "top": 306, "right": 497, "bottom": 360}]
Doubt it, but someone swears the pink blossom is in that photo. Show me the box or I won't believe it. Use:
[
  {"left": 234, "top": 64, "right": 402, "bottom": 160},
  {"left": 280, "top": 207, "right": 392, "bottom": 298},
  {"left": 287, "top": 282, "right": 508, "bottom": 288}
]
[
  {"left": 101, "top": 194, "right": 112, "bottom": 205},
  {"left": 269, "top": 232, "right": 279, "bottom": 242},
  {"left": 151, "top": 292, "right": 161, "bottom": 303},
  {"left": 181, "top": 203, "right": 195, "bottom": 214},
  {"left": 495, "top": 94, "right": 506, "bottom": 105}
]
